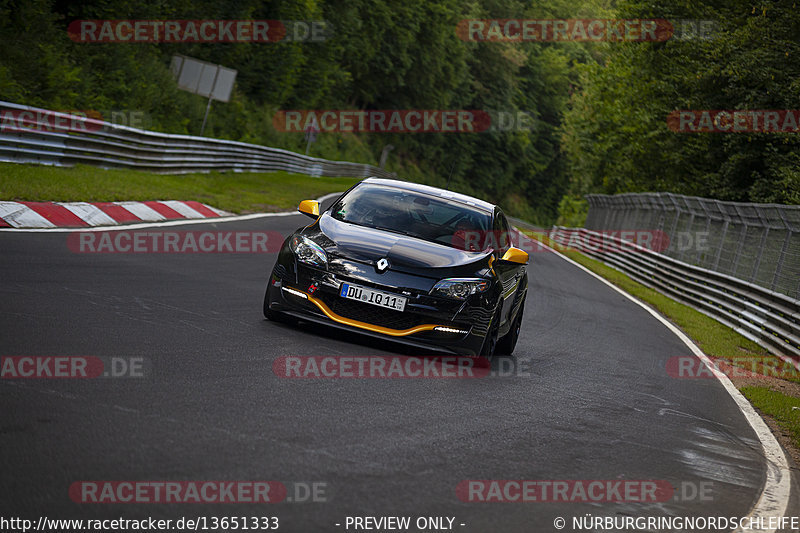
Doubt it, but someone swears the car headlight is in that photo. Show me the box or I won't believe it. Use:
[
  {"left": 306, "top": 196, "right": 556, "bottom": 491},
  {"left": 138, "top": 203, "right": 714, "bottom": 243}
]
[
  {"left": 290, "top": 235, "right": 328, "bottom": 267},
  {"left": 430, "top": 278, "right": 490, "bottom": 299}
]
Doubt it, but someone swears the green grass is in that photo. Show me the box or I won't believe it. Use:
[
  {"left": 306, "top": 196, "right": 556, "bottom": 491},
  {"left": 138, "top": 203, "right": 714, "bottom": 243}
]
[
  {"left": 0, "top": 163, "right": 361, "bottom": 214},
  {"left": 741, "top": 387, "right": 800, "bottom": 444}
]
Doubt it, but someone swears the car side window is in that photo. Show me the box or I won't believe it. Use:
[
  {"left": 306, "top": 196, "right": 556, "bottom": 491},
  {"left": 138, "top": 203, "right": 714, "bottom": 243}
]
[
  {"left": 499, "top": 214, "right": 511, "bottom": 251},
  {"left": 493, "top": 212, "right": 511, "bottom": 254}
]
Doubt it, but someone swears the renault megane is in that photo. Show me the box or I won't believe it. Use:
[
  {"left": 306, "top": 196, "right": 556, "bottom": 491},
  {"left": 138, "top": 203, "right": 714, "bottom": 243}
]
[{"left": 264, "top": 178, "right": 529, "bottom": 358}]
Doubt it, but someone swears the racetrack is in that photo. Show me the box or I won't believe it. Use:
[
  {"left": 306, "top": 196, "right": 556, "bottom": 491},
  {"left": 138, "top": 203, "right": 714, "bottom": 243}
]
[{"left": 1, "top": 202, "right": 796, "bottom": 531}]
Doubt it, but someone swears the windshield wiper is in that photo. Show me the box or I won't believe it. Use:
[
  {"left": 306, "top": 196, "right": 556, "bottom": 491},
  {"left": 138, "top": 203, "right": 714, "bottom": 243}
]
[
  {"left": 338, "top": 218, "right": 429, "bottom": 242},
  {"left": 370, "top": 225, "right": 427, "bottom": 241}
]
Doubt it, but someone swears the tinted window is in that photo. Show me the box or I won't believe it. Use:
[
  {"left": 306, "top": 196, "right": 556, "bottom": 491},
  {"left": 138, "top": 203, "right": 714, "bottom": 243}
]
[
  {"left": 330, "top": 183, "right": 491, "bottom": 250},
  {"left": 493, "top": 211, "right": 511, "bottom": 252}
]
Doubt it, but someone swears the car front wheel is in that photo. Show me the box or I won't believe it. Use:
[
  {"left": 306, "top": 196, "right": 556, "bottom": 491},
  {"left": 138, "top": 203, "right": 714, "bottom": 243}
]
[
  {"left": 263, "top": 281, "right": 295, "bottom": 324},
  {"left": 479, "top": 307, "right": 501, "bottom": 359},
  {"left": 497, "top": 300, "right": 524, "bottom": 356}
]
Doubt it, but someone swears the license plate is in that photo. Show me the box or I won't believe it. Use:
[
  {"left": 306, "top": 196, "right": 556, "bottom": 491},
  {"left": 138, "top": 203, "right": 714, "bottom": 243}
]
[{"left": 339, "top": 282, "right": 407, "bottom": 312}]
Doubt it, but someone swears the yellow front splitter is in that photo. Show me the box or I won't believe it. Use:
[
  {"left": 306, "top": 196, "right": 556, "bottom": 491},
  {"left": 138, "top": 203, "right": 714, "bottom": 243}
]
[{"left": 295, "top": 289, "right": 444, "bottom": 337}]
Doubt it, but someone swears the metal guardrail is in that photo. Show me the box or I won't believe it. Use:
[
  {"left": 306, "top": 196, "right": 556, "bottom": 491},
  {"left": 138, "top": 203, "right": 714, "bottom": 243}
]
[
  {"left": 549, "top": 227, "right": 800, "bottom": 362},
  {"left": 0, "top": 100, "right": 395, "bottom": 179},
  {"left": 586, "top": 193, "right": 800, "bottom": 300}
]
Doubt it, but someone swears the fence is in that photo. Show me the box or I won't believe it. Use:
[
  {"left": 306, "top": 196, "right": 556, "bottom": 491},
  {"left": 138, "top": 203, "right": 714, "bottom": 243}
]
[
  {"left": 548, "top": 226, "right": 800, "bottom": 362},
  {"left": 585, "top": 193, "right": 800, "bottom": 300},
  {"left": 0, "top": 100, "right": 395, "bottom": 179}
]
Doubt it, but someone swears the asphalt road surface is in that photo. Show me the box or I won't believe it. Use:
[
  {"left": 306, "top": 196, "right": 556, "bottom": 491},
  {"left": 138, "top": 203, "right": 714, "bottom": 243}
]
[{"left": 1, "top": 203, "right": 796, "bottom": 532}]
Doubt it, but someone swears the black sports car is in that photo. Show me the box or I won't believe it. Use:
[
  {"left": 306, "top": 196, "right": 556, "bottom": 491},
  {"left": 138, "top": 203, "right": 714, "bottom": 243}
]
[{"left": 264, "top": 178, "right": 529, "bottom": 358}]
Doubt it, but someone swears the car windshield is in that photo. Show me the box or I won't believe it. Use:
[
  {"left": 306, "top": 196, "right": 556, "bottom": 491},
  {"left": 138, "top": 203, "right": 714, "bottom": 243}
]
[{"left": 330, "top": 183, "right": 492, "bottom": 251}]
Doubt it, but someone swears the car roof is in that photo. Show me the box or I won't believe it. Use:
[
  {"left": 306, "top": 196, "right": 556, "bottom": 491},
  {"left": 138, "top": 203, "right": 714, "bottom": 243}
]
[{"left": 362, "top": 177, "right": 496, "bottom": 213}]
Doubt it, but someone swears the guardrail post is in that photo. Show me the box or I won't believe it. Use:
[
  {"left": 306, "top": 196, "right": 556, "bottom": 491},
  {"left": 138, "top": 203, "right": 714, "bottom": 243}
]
[
  {"left": 731, "top": 223, "right": 748, "bottom": 279},
  {"left": 751, "top": 227, "right": 769, "bottom": 283},
  {"left": 695, "top": 200, "right": 712, "bottom": 265},
  {"left": 677, "top": 196, "right": 694, "bottom": 263},
  {"left": 667, "top": 194, "right": 681, "bottom": 258},
  {"left": 604, "top": 198, "right": 613, "bottom": 228},
  {"left": 750, "top": 206, "right": 771, "bottom": 283},
  {"left": 772, "top": 230, "right": 792, "bottom": 292},
  {"left": 713, "top": 218, "right": 729, "bottom": 271},
  {"left": 771, "top": 209, "right": 793, "bottom": 293}
]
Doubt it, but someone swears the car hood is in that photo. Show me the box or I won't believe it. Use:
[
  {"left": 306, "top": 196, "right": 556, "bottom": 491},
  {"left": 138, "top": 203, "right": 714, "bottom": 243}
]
[{"left": 310, "top": 214, "right": 491, "bottom": 273}]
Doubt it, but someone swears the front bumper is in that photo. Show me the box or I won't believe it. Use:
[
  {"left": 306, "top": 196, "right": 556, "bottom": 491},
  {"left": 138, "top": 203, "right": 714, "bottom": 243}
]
[{"left": 267, "top": 263, "right": 490, "bottom": 356}]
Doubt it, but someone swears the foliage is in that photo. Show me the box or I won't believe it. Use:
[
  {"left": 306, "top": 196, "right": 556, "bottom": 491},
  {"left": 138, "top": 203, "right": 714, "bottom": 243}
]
[
  {"left": 560, "top": 0, "right": 800, "bottom": 207},
  {"left": 1, "top": 0, "right": 796, "bottom": 224}
]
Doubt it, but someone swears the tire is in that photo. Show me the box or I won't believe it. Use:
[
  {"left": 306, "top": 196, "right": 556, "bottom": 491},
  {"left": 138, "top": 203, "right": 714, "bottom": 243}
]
[
  {"left": 479, "top": 307, "right": 501, "bottom": 360},
  {"left": 263, "top": 282, "right": 295, "bottom": 324},
  {"left": 497, "top": 300, "right": 524, "bottom": 356}
]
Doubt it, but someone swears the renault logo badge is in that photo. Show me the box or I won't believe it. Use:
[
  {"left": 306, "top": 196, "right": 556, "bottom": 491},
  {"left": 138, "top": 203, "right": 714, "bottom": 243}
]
[{"left": 376, "top": 258, "right": 390, "bottom": 273}]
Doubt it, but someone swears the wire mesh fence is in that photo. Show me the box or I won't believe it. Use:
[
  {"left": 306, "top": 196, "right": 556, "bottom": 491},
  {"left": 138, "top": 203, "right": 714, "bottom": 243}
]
[{"left": 585, "top": 193, "right": 800, "bottom": 300}]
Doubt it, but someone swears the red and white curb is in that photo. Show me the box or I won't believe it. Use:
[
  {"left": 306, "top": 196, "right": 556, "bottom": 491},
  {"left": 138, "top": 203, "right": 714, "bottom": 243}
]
[{"left": 0, "top": 201, "right": 231, "bottom": 229}]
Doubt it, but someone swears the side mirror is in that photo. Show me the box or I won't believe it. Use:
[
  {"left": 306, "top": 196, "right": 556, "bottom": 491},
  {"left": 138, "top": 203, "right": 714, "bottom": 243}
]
[
  {"left": 500, "top": 247, "right": 529, "bottom": 265},
  {"left": 298, "top": 200, "right": 320, "bottom": 219}
]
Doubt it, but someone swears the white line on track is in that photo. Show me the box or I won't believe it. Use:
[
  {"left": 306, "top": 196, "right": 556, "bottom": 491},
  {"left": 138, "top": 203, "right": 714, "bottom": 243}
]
[{"left": 531, "top": 237, "right": 791, "bottom": 533}]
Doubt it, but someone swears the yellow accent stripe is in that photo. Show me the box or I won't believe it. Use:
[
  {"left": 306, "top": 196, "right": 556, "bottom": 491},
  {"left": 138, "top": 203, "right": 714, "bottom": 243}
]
[{"left": 302, "top": 291, "right": 441, "bottom": 337}]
